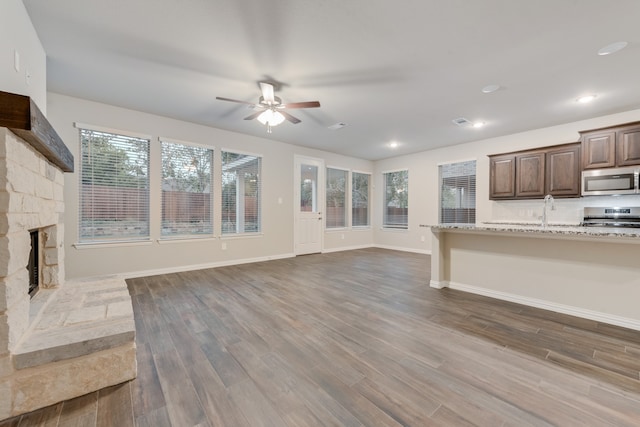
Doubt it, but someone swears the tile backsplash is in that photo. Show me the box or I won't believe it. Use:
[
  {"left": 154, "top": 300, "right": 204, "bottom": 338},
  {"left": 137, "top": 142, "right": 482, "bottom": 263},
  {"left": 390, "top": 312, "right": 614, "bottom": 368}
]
[{"left": 490, "top": 194, "right": 640, "bottom": 224}]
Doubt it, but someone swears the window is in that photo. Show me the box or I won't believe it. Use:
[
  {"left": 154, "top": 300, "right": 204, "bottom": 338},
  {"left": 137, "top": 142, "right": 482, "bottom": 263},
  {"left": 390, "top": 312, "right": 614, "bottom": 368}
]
[
  {"left": 352, "top": 172, "right": 370, "bottom": 227},
  {"left": 79, "top": 128, "right": 150, "bottom": 242},
  {"left": 161, "top": 140, "right": 213, "bottom": 238},
  {"left": 222, "top": 151, "right": 261, "bottom": 234},
  {"left": 440, "top": 160, "right": 476, "bottom": 224},
  {"left": 326, "top": 168, "right": 347, "bottom": 228},
  {"left": 383, "top": 170, "right": 408, "bottom": 229}
]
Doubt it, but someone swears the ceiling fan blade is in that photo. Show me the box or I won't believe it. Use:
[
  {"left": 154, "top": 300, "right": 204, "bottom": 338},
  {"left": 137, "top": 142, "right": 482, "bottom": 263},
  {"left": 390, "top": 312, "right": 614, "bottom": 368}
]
[
  {"left": 243, "top": 110, "right": 265, "bottom": 120},
  {"left": 260, "top": 82, "right": 276, "bottom": 104},
  {"left": 279, "top": 101, "right": 321, "bottom": 109},
  {"left": 280, "top": 111, "right": 302, "bottom": 124},
  {"left": 216, "top": 96, "right": 256, "bottom": 106}
]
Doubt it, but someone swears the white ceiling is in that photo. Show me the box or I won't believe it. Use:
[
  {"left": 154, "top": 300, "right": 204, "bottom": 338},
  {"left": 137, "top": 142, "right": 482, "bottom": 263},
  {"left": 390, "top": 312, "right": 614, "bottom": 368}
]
[{"left": 23, "top": 0, "right": 640, "bottom": 160}]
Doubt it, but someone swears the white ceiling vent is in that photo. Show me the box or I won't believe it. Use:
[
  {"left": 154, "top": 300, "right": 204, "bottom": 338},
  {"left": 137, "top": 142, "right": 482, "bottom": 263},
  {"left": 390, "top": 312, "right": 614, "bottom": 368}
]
[{"left": 452, "top": 117, "right": 472, "bottom": 126}]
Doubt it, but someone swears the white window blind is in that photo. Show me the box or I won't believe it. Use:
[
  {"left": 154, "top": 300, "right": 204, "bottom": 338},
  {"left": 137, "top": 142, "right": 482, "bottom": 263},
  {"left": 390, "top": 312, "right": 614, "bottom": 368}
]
[
  {"left": 352, "top": 172, "right": 370, "bottom": 227},
  {"left": 439, "top": 160, "right": 476, "bottom": 224},
  {"left": 383, "top": 170, "right": 409, "bottom": 229},
  {"left": 161, "top": 140, "right": 213, "bottom": 237},
  {"left": 79, "top": 128, "right": 150, "bottom": 242},
  {"left": 326, "top": 168, "right": 347, "bottom": 228},
  {"left": 222, "top": 151, "right": 261, "bottom": 234}
]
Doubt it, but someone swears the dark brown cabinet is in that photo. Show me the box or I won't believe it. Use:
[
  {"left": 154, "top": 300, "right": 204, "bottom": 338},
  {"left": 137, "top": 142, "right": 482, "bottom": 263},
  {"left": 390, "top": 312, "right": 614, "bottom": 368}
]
[
  {"left": 581, "top": 130, "right": 615, "bottom": 169},
  {"left": 545, "top": 144, "right": 580, "bottom": 196},
  {"left": 616, "top": 124, "right": 640, "bottom": 166},
  {"left": 581, "top": 121, "right": 640, "bottom": 169},
  {"left": 516, "top": 151, "right": 545, "bottom": 198},
  {"left": 489, "top": 154, "right": 515, "bottom": 199},
  {"left": 489, "top": 143, "right": 581, "bottom": 200}
]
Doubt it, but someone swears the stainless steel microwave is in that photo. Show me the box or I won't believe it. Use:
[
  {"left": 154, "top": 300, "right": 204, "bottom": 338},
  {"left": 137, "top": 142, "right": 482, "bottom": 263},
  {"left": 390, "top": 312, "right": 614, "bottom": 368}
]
[{"left": 582, "top": 166, "right": 639, "bottom": 196}]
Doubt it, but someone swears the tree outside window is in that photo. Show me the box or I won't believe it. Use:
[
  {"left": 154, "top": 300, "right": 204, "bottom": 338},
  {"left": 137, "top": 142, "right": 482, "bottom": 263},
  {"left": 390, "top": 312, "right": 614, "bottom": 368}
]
[
  {"left": 326, "top": 168, "right": 347, "bottom": 228},
  {"left": 222, "top": 152, "right": 261, "bottom": 234},
  {"left": 383, "top": 170, "right": 408, "bottom": 229}
]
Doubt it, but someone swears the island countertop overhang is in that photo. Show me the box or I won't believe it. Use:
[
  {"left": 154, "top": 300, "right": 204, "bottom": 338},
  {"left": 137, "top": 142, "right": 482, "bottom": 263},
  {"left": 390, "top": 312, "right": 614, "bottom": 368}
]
[{"left": 429, "top": 222, "right": 640, "bottom": 243}]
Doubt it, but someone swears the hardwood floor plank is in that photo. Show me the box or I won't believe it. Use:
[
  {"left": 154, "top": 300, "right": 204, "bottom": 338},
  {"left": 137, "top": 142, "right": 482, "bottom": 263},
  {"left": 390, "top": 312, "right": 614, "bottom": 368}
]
[
  {"left": 134, "top": 406, "right": 172, "bottom": 427},
  {"left": 17, "top": 403, "right": 62, "bottom": 427},
  {"left": 153, "top": 349, "right": 209, "bottom": 427},
  {"left": 58, "top": 392, "right": 98, "bottom": 427},
  {"left": 130, "top": 342, "right": 165, "bottom": 420},
  {"left": 197, "top": 330, "right": 249, "bottom": 388},
  {"left": 227, "top": 379, "right": 287, "bottom": 427},
  {"left": 96, "top": 382, "right": 134, "bottom": 427}
]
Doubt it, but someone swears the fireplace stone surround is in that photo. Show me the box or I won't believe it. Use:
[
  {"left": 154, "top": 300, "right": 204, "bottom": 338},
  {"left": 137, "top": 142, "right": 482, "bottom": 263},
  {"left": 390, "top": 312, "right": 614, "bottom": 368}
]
[{"left": 0, "top": 92, "right": 136, "bottom": 420}]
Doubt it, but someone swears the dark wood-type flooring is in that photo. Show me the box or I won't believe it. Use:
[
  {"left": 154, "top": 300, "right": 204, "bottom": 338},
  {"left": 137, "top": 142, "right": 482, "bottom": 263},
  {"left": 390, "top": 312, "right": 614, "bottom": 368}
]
[{"left": 3, "top": 248, "right": 640, "bottom": 426}]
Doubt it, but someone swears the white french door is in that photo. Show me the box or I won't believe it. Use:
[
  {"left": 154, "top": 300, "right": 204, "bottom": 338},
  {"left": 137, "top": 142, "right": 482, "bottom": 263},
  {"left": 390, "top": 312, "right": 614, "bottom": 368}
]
[{"left": 294, "top": 156, "right": 324, "bottom": 255}]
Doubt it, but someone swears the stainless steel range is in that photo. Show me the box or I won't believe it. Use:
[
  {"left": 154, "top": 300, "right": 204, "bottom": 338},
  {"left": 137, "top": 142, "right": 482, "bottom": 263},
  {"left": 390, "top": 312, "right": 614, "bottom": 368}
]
[{"left": 582, "top": 207, "right": 640, "bottom": 228}]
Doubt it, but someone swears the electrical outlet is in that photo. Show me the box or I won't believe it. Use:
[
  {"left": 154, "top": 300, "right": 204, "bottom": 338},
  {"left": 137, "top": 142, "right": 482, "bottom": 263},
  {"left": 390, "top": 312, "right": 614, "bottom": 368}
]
[
  {"left": 221, "top": 242, "right": 227, "bottom": 250},
  {"left": 341, "top": 233, "right": 345, "bottom": 240},
  {"left": 420, "top": 235, "right": 425, "bottom": 242}
]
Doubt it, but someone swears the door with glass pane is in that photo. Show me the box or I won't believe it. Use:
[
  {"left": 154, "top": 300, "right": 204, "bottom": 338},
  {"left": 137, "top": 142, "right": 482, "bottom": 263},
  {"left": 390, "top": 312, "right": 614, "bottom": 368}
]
[{"left": 295, "top": 156, "right": 324, "bottom": 254}]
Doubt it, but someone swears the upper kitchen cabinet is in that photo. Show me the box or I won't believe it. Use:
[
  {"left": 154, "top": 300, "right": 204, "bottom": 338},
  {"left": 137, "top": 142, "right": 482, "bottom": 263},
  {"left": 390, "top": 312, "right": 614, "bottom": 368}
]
[
  {"left": 489, "top": 154, "right": 516, "bottom": 199},
  {"left": 545, "top": 143, "right": 581, "bottom": 196},
  {"left": 580, "top": 121, "right": 640, "bottom": 169},
  {"left": 515, "top": 151, "right": 545, "bottom": 198},
  {"left": 616, "top": 123, "right": 640, "bottom": 166},
  {"left": 489, "top": 143, "right": 581, "bottom": 200}
]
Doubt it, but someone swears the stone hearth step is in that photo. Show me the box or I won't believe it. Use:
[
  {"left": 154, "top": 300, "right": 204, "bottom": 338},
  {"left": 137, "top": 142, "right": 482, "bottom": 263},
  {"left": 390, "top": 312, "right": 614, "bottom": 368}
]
[{"left": 13, "top": 277, "right": 135, "bottom": 370}]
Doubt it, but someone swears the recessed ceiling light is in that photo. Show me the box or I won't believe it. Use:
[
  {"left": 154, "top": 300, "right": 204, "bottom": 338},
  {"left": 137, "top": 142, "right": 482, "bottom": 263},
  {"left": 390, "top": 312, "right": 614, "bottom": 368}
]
[
  {"left": 328, "top": 122, "right": 347, "bottom": 130},
  {"left": 481, "top": 84, "right": 500, "bottom": 94},
  {"left": 389, "top": 141, "right": 399, "bottom": 148},
  {"left": 576, "top": 94, "right": 597, "bottom": 103},
  {"left": 598, "top": 41, "right": 628, "bottom": 56},
  {"left": 472, "top": 121, "right": 485, "bottom": 128}
]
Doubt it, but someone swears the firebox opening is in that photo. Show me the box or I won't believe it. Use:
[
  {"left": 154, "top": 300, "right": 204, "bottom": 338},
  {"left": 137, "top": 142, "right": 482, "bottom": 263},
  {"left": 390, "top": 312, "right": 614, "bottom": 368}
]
[{"left": 28, "top": 229, "right": 40, "bottom": 298}]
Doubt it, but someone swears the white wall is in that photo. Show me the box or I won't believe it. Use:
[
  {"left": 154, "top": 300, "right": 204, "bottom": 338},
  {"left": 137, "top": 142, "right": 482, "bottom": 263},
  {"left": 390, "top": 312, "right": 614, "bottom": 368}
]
[
  {"left": 46, "top": 93, "right": 373, "bottom": 279},
  {"left": 0, "top": 0, "right": 46, "bottom": 112},
  {"left": 373, "top": 108, "right": 640, "bottom": 253}
]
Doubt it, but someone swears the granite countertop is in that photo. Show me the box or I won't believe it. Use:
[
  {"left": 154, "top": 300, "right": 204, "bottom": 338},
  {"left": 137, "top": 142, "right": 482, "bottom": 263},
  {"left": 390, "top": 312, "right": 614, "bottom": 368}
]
[{"left": 429, "top": 222, "right": 640, "bottom": 239}]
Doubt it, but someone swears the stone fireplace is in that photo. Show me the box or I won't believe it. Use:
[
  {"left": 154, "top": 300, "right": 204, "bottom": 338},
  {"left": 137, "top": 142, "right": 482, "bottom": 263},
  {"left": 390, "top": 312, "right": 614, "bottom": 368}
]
[{"left": 0, "top": 91, "right": 136, "bottom": 420}]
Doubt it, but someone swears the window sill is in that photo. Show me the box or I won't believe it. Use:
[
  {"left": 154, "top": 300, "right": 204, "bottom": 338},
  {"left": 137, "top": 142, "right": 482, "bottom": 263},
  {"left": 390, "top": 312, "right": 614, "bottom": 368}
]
[
  {"left": 73, "top": 240, "right": 153, "bottom": 250},
  {"left": 380, "top": 227, "right": 409, "bottom": 232},
  {"left": 220, "top": 233, "right": 264, "bottom": 240},
  {"left": 157, "top": 236, "right": 218, "bottom": 244}
]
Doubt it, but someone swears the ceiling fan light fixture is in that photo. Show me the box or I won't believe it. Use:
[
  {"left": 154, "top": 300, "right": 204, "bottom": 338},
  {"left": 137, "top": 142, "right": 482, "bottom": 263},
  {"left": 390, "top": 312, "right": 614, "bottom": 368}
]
[{"left": 257, "top": 109, "right": 286, "bottom": 126}]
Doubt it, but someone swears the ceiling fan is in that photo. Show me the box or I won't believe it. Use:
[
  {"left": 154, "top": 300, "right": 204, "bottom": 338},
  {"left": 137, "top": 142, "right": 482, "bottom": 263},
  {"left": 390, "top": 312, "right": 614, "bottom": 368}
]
[{"left": 216, "top": 82, "right": 321, "bottom": 133}]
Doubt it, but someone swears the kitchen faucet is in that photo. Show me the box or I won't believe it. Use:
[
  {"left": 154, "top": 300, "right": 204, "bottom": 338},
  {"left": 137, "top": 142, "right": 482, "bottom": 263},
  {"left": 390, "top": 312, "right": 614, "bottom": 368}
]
[{"left": 542, "top": 194, "right": 555, "bottom": 227}]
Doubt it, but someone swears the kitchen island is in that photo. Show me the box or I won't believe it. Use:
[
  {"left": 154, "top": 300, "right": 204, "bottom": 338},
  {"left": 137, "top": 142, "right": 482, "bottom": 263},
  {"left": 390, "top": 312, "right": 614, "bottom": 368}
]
[{"left": 430, "top": 223, "right": 640, "bottom": 330}]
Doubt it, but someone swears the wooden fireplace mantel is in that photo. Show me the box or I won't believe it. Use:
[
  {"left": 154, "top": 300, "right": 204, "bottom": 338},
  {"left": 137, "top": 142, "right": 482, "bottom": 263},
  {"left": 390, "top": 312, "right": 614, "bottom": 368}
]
[{"left": 0, "top": 91, "right": 73, "bottom": 172}]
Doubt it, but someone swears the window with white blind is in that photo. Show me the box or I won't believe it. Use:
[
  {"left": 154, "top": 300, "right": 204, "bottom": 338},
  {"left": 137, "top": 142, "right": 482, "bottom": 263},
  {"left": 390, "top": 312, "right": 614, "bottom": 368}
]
[
  {"left": 439, "top": 160, "right": 476, "bottom": 224},
  {"left": 161, "top": 140, "right": 213, "bottom": 238},
  {"left": 79, "top": 128, "right": 150, "bottom": 242},
  {"left": 352, "top": 172, "right": 370, "bottom": 227},
  {"left": 383, "top": 170, "right": 409, "bottom": 229},
  {"left": 222, "top": 151, "right": 261, "bottom": 234},
  {"left": 326, "top": 168, "right": 347, "bottom": 228}
]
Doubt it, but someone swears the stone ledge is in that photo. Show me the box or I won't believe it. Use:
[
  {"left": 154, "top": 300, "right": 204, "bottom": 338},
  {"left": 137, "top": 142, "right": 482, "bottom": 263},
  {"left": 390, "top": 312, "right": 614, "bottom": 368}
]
[{"left": 12, "top": 277, "right": 135, "bottom": 370}]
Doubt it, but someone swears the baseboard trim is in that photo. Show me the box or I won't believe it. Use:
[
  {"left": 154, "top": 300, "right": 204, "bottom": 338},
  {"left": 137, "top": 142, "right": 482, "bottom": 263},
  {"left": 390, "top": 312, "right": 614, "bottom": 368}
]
[
  {"left": 322, "top": 244, "right": 375, "bottom": 253},
  {"left": 373, "top": 244, "right": 431, "bottom": 255},
  {"left": 447, "top": 281, "right": 640, "bottom": 331},
  {"left": 122, "top": 253, "right": 296, "bottom": 279},
  {"left": 429, "top": 280, "right": 448, "bottom": 289}
]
